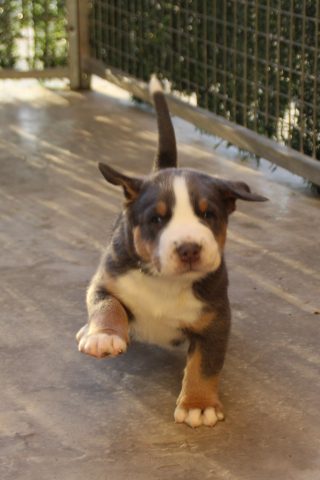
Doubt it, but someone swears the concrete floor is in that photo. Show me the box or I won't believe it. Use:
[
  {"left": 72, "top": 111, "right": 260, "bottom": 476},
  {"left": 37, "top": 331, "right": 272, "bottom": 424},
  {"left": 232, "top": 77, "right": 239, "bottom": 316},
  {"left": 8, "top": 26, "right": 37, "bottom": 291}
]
[{"left": 0, "top": 79, "right": 320, "bottom": 480}]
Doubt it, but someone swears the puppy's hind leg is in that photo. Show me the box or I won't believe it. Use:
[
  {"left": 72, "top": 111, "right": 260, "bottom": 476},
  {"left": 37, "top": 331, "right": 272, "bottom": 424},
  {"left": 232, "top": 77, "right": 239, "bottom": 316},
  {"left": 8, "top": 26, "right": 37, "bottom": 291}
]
[{"left": 76, "top": 278, "right": 129, "bottom": 359}]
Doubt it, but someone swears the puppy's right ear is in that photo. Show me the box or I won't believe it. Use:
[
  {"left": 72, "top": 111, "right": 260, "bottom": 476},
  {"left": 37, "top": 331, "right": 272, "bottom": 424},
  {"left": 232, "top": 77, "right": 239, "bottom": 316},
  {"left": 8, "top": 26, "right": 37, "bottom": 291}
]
[{"left": 98, "top": 163, "right": 143, "bottom": 202}]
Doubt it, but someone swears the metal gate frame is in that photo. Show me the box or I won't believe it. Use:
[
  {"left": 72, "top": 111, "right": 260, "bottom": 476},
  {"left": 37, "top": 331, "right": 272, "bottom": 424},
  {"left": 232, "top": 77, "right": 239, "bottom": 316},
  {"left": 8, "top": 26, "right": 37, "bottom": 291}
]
[{"left": 0, "top": 0, "right": 89, "bottom": 89}]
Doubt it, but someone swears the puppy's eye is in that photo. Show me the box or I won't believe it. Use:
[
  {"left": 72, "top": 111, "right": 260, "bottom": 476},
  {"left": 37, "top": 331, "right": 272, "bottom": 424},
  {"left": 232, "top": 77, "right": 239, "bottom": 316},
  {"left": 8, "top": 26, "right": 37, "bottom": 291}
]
[
  {"left": 201, "top": 210, "right": 216, "bottom": 220},
  {"left": 150, "top": 215, "right": 164, "bottom": 225}
]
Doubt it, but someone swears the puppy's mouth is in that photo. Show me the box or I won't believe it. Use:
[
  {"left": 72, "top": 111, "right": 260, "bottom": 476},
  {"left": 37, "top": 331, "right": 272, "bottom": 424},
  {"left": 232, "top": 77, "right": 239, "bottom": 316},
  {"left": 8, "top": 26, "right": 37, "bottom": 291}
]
[
  {"left": 141, "top": 258, "right": 204, "bottom": 277},
  {"left": 178, "top": 261, "right": 203, "bottom": 274},
  {"left": 141, "top": 248, "right": 221, "bottom": 277},
  {"left": 158, "top": 259, "right": 218, "bottom": 278}
]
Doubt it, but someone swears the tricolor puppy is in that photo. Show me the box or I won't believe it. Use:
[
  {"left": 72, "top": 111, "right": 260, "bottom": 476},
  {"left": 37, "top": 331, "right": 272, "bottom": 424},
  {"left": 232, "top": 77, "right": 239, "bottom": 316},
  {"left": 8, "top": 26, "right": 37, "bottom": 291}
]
[{"left": 76, "top": 76, "right": 267, "bottom": 428}]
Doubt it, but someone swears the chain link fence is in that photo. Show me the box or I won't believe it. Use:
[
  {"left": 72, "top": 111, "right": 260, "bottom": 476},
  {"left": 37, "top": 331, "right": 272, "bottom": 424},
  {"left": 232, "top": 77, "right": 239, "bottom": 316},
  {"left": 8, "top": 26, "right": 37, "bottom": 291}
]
[{"left": 90, "top": 0, "right": 320, "bottom": 162}]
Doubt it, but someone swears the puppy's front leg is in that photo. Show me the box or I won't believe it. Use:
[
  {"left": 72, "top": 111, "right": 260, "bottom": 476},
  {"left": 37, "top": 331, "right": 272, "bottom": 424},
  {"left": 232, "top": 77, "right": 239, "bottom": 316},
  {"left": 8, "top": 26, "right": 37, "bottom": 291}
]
[
  {"left": 175, "top": 311, "right": 230, "bottom": 428},
  {"left": 76, "top": 276, "right": 129, "bottom": 359}
]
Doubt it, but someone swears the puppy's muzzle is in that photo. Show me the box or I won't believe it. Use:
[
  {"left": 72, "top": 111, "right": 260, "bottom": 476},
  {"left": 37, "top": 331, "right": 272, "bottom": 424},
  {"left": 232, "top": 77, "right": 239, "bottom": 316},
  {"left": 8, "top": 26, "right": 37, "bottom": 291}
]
[{"left": 176, "top": 242, "right": 202, "bottom": 265}]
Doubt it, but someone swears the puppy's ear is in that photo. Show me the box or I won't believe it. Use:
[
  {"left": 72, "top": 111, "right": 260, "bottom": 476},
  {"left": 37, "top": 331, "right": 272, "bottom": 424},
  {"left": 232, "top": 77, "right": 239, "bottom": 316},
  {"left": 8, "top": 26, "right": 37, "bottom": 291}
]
[
  {"left": 98, "top": 163, "right": 143, "bottom": 202},
  {"left": 217, "top": 180, "right": 268, "bottom": 214}
]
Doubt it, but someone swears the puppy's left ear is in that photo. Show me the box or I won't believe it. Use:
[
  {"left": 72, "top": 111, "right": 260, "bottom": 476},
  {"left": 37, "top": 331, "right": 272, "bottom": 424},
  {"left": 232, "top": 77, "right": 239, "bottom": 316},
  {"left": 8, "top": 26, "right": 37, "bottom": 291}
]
[
  {"left": 218, "top": 180, "right": 268, "bottom": 214},
  {"left": 98, "top": 163, "right": 143, "bottom": 202}
]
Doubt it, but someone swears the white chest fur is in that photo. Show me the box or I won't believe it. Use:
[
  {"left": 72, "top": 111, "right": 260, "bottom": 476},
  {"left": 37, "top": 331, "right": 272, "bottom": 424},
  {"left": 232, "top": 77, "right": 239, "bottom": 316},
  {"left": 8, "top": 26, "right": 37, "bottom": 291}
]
[{"left": 113, "top": 270, "right": 203, "bottom": 346}]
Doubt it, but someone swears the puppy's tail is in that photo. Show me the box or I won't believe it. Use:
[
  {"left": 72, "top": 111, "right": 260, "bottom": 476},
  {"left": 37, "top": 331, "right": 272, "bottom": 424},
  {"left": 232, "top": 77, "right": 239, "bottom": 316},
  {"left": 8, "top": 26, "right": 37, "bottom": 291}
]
[{"left": 149, "top": 75, "right": 177, "bottom": 170}]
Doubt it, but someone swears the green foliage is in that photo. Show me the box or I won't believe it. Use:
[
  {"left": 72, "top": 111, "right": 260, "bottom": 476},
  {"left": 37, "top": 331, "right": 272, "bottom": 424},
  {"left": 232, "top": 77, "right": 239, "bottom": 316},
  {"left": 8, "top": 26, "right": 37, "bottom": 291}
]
[
  {"left": 0, "top": 0, "right": 68, "bottom": 69},
  {"left": 90, "top": 0, "right": 320, "bottom": 160},
  {"left": 0, "top": 0, "right": 20, "bottom": 67}
]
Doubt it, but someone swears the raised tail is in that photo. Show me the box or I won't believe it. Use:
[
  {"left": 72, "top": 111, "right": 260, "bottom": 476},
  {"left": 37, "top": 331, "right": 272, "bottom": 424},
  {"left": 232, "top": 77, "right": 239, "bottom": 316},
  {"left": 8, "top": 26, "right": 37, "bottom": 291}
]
[{"left": 149, "top": 75, "right": 177, "bottom": 170}]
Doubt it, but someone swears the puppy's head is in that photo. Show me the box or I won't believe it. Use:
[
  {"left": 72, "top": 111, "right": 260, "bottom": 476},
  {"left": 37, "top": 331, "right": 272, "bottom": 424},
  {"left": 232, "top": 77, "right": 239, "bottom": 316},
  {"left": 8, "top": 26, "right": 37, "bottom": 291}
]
[{"left": 99, "top": 163, "right": 267, "bottom": 278}]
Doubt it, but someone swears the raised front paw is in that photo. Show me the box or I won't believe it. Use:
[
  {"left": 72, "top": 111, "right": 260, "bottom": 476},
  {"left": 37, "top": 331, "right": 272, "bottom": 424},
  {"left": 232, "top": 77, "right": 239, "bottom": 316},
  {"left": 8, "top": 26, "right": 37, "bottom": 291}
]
[
  {"left": 174, "top": 402, "right": 224, "bottom": 428},
  {"left": 76, "top": 325, "right": 127, "bottom": 359}
]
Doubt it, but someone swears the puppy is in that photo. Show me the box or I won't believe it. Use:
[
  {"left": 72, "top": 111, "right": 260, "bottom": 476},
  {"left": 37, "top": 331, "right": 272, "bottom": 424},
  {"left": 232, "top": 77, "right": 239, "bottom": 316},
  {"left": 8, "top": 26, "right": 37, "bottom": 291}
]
[{"left": 76, "top": 76, "right": 267, "bottom": 428}]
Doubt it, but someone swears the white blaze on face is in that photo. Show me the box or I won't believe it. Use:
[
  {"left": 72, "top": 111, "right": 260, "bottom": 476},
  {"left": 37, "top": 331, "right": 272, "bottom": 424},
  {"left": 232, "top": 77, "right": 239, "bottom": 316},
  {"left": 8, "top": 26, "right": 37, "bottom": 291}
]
[{"left": 157, "top": 176, "right": 221, "bottom": 276}]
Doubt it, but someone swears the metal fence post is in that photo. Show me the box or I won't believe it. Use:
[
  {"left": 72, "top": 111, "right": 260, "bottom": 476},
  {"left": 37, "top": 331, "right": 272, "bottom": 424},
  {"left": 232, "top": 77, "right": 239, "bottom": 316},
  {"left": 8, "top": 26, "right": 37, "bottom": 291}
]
[
  {"left": 78, "top": 0, "right": 91, "bottom": 89},
  {"left": 67, "top": 0, "right": 91, "bottom": 90}
]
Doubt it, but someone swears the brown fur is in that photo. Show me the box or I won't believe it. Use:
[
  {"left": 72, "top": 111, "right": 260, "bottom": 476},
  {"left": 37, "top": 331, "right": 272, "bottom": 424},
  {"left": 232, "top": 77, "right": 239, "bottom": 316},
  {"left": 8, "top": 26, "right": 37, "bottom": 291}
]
[
  {"left": 181, "top": 310, "right": 214, "bottom": 334},
  {"left": 216, "top": 223, "right": 228, "bottom": 251},
  {"left": 156, "top": 200, "right": 167, "bottom": 217},
  {"left": 177, "top": 346, "right": 221, "bottom": 411},
  {"left": 198, "top": 198, "right": 208, "bottom": 213},
  {"left": 133, "top": 226, "right": 153, "bottom": 262}
]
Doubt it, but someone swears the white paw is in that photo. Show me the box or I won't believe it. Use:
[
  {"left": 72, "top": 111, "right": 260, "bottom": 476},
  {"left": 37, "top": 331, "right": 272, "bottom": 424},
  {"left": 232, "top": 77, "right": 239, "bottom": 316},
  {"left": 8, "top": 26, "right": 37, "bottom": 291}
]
[
  {"left": 77, "top": 331, "right": 127, "bottom": 358},
  {"left": 174, "top": 406, "right": 224, "bottom": 428}
]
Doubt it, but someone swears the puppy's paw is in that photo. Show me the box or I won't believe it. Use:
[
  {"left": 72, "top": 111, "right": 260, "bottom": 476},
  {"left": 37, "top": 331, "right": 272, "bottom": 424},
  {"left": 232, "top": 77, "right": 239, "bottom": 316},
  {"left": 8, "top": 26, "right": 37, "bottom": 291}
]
[
  {"left": 174, "top": 404, "right": 224, "bottom": 428},
  {"left": 76, "top": 325, "right": 127, "bottom": 358}
]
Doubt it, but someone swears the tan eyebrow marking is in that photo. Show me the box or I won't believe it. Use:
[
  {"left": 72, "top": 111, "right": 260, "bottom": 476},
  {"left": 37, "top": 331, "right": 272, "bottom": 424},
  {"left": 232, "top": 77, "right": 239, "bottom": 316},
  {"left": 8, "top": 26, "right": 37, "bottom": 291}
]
[
  {"left": 156, "top": 201, "right": 167, "bottom": 217},
  {"left": 198, "top": 198, "right": 208, "bottom": 213}
]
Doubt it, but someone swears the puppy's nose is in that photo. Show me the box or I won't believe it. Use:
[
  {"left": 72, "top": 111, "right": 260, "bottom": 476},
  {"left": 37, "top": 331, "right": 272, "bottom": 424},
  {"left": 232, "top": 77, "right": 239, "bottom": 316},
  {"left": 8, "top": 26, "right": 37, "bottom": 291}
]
[{"left": 176, "top": 242, "right": 202, "bottom": 264}]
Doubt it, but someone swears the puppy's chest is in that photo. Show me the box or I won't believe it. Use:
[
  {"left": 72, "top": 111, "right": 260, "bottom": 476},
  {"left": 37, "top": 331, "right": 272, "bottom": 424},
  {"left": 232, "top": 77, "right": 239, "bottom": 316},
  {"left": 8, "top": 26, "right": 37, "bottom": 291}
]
[{"left": 113, "top": 270, "right": 203, "bottom": 346}]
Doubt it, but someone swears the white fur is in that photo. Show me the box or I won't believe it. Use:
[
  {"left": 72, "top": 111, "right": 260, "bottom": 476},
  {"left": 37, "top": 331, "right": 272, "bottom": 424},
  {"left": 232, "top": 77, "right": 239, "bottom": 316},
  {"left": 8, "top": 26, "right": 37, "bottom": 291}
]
[
  {"left": 157, "top": 176, "right": 221, "bottom": 275},
  {"left": 78, "top": 329, "right": 127, "bottom": 358},
  {"left": 149, "top": 74, "right": 163, "bottom": 95},
  {"left": 174, "top": 406, "right": 223, "bottom": 428},
  {"left": 113, "top": 269, "right": 203, "bottom": 346},
  {"left": 202, "top": 407, "right": 219, "bottom": 426}
]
